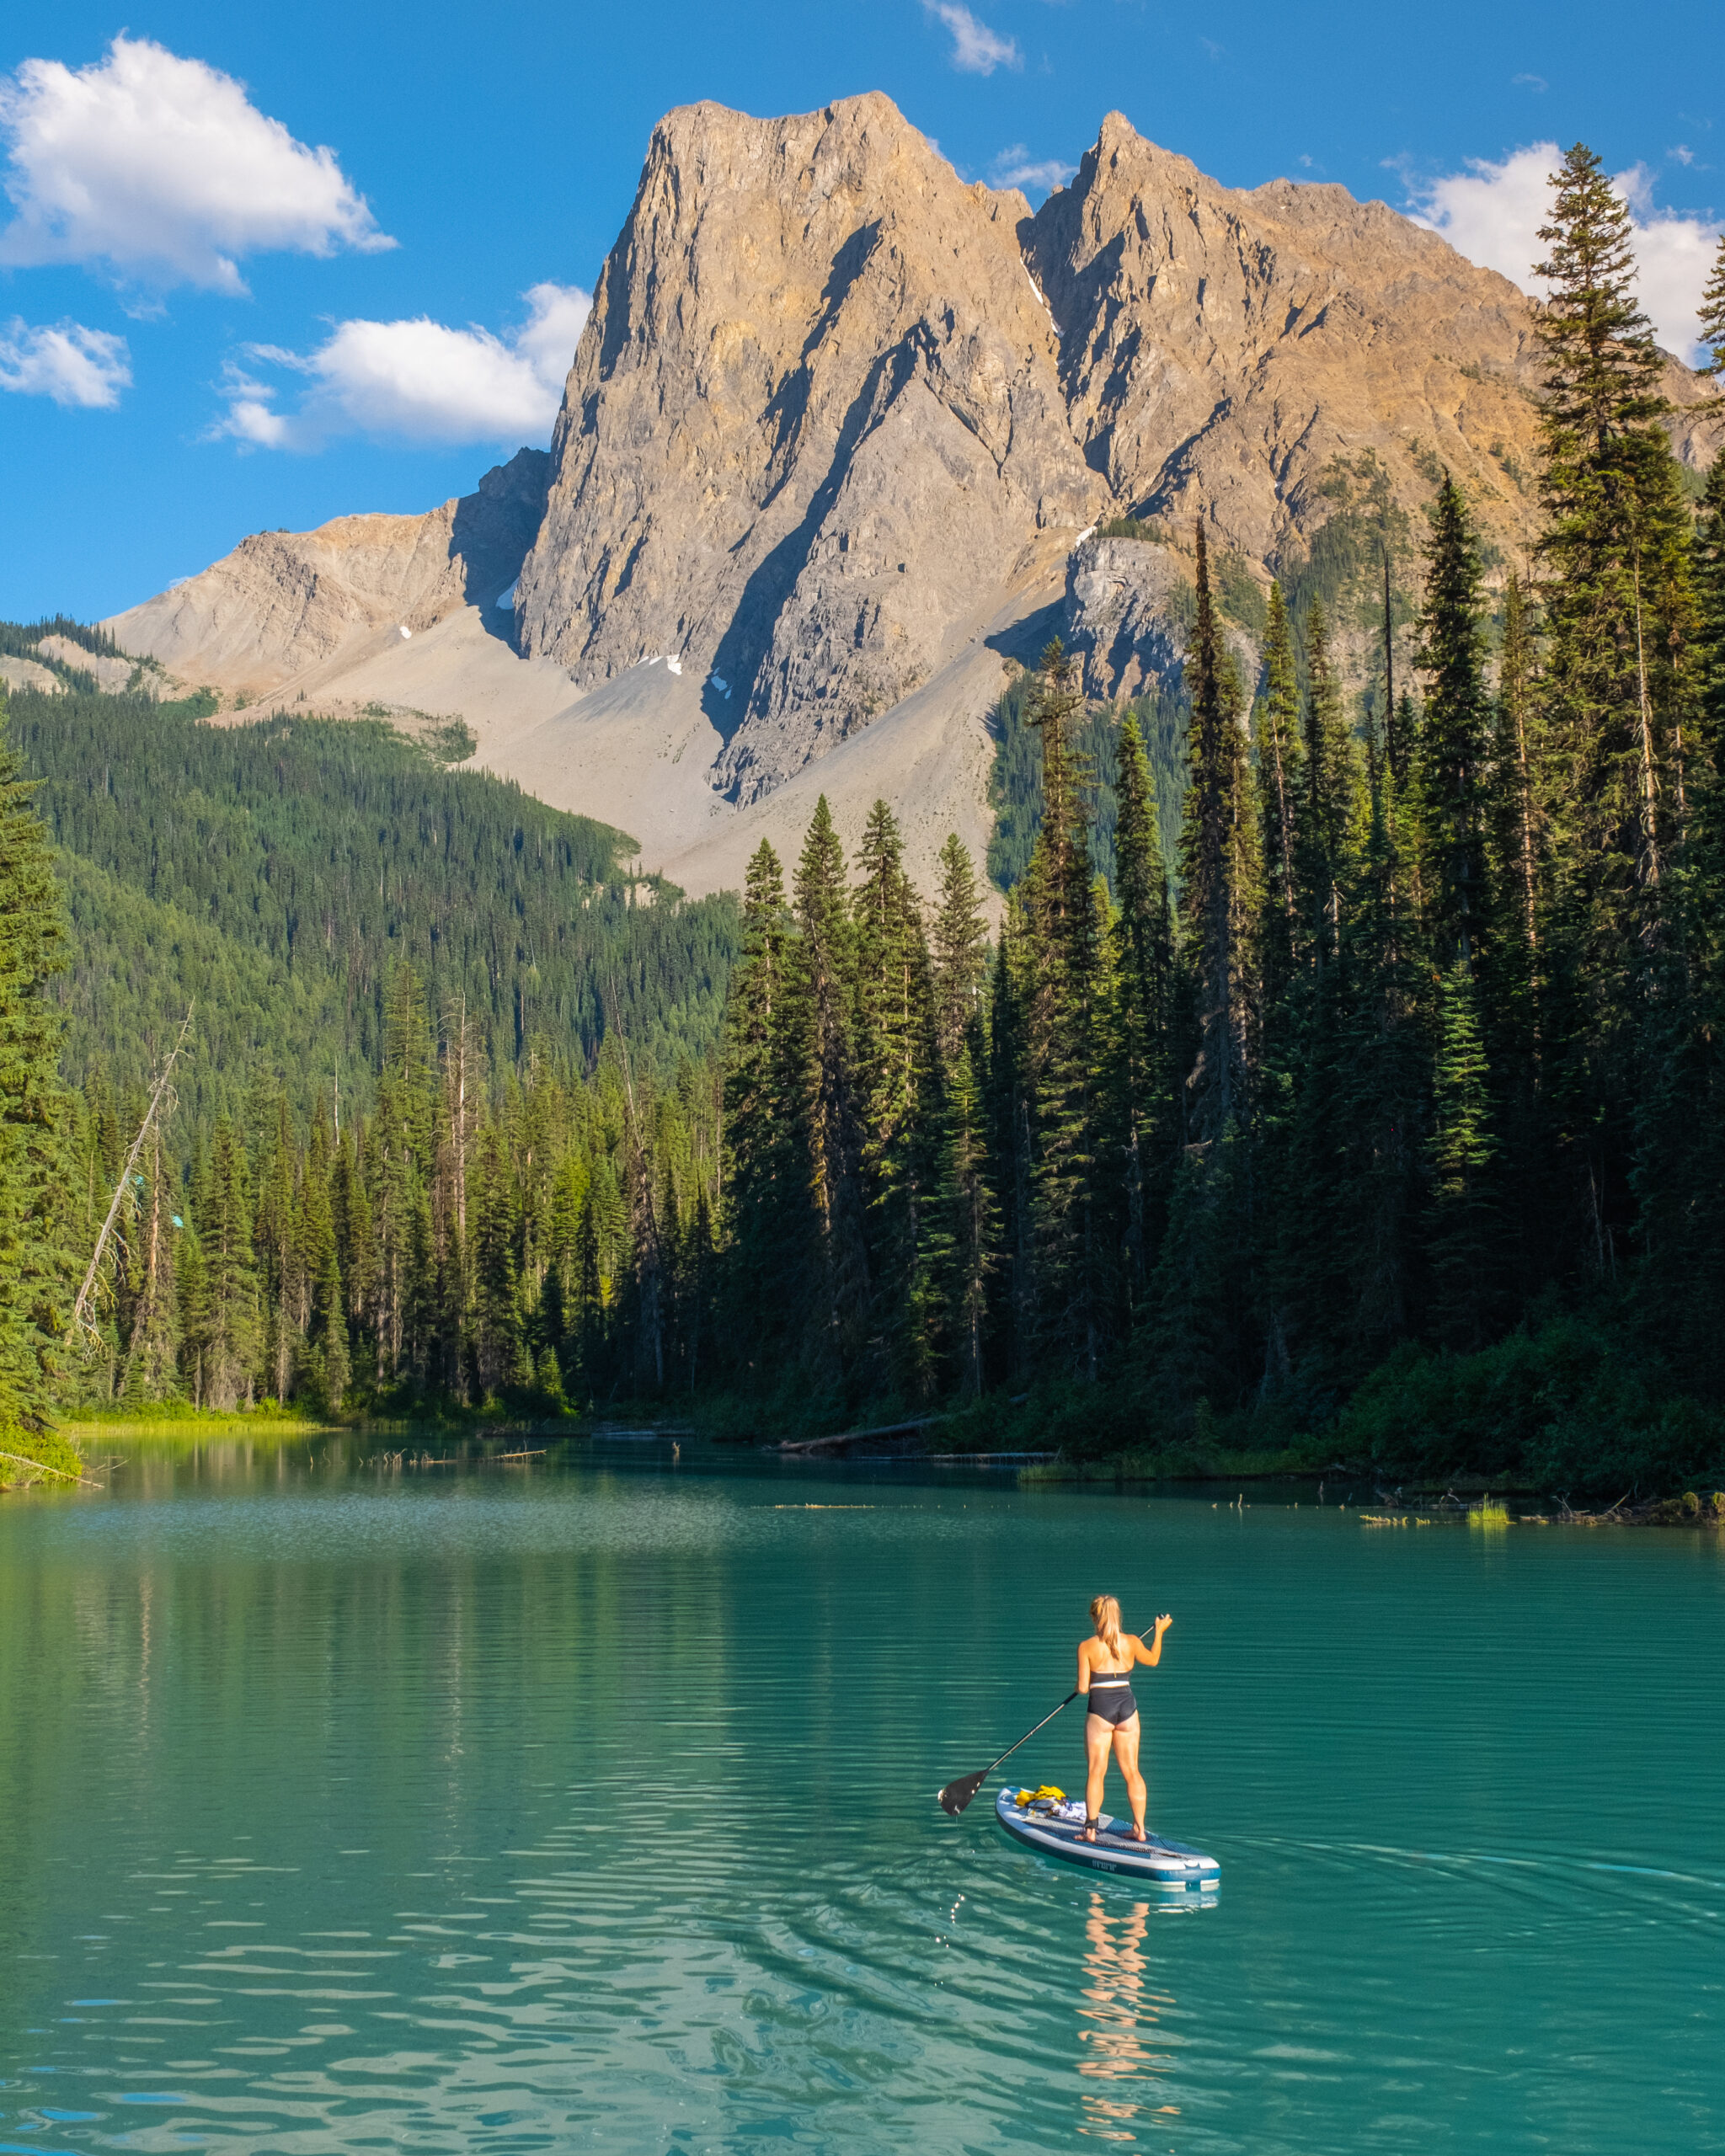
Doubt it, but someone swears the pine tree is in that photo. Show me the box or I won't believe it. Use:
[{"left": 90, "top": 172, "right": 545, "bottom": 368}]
[
  {"left": 1295, "top": 596, "right": 1364, "bottom": 967},
  {"left": 254, "top": 1090, "right": 301, "bottom": 1401},
  {"left": 985, "top": 901, "right": 1036, "bottom": 1379},
  {"left": 1531, "top": 142, "right": 1700, "bottom": 1283},
  {"left": 789, "top": 797, "right": 870, "bottom": 1378},
  {"left": 1178, "top": 524, "right": 1242, "bottom": 1146},
  {"left": 852, "top": 800, "right": 941, "bottom": 1396},
  {"left": 300, "top": 1101, "right": 349, "bottom": 1410},
  {"left": 1337, "top": 754, "right": 1427, "bottom": 1358},
  {"left": 932, "top": 1027, "right": 993, "bottom": 1396},
  {"left": 573, "top": 1182, "right": 605, "bottom": 1391},
  {"left": 931, "top": 833, "right": 989, "bottom": 1069},
  {"left": 0, "top": 701, "right": 73, "bottom": 1428},
  {"left": 1257, "top": 583, "right": 1304, "bottom": 964},
  {"left": 1022, "top": 639, "right": 1109, "bottom": 1376},
  {"left": 334, "top": 1125, "right": 374, "bottom": 1368},
  {"left": 1223, "top": 652, "right": 1265, "bottom": 1085},
  {"left": 196, "top": 1118, "right": 259, "bottom": 1408},
  {"left": 722, "top": 840, "right": 809, "bottom": 1382},
  {"left": 1494, "top": 569, "right": 1545, "bottom": 968},
  {"left": 1109, "top": 712, "right": 1176, "bottom": 1307},
  {"left": 1534, "top": 142, "right": 1685, "bottom": 942},
  {"left": 1414, "top": 473, "right": 1494, "bottom": 969},
  {"left": 470, "top": 1124, "right": 527, "bottom": 1396}
]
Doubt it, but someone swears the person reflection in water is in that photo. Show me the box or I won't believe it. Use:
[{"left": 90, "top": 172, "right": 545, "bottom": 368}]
[
  {"left": 1076, "top": 1894, "right": 1178, "bottom": 2143},
  {"left": 1076, "top": 1594, "right": 1172, "bottom": 1843}
]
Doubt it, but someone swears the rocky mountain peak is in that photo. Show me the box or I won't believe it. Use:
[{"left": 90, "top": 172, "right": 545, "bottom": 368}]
[{"left": 513, "top": 93, "right": 1101, "bottom": 803}]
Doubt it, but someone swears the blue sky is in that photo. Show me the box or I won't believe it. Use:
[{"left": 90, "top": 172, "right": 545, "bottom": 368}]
[{"left": 2, "top": 0, "right": 1720, "bottom": 623}]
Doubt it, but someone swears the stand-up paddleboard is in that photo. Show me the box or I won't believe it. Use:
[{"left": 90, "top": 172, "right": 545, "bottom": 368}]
[{"left": 995, "top": 1788, "right": 1220, "bottom": 1888}]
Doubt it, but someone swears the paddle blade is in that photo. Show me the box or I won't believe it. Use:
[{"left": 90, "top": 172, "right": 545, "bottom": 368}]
[{"left": 937, "top": 1769, "right": 988, "bottom": 1817}]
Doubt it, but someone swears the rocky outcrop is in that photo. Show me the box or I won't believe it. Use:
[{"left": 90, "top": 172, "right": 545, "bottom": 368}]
[
  {"left": 512, "top": 93, "right": 1101, "bottom": 803},
  {"left": 35, "top": 637, "right": 138, "bottom": 691},
  {"left": 1063, "top": 534, "right": 1261, "bottom": 705},
  {"left": 108, "top": 449, "right": 547, "bottom": 697},
  {"left": 1026, "top": 115, "right": 1717, "bottom": 573},
  {"left": 0, "top": 654, "right": 61, "bottom": 696}
]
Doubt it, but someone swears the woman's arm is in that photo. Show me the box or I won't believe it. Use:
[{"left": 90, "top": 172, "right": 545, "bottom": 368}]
[
  {"left": 1076, "top": 1638, "right": 1092, "bottom": 1695},
  {"left": 1135, "top": 1615, "right": 1174, "bottom": 1667}
]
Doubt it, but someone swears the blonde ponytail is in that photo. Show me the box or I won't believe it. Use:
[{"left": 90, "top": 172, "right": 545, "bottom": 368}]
[{"left": 1090, "top": 1593, "right": 1123, "bottom": 1657}]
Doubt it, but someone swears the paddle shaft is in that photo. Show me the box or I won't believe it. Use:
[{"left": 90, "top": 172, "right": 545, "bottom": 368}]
[{"left": 971, "top": 1689, "right": 1080, "bottom": 1788}]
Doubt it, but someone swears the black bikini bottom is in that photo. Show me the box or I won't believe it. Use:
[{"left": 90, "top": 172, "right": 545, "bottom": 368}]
[{"left": 1086, "top": 1688, "right": 1138, "bottom": 1727}]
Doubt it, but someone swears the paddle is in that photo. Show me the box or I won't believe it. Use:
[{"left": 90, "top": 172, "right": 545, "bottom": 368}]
[{"left": 937, "top": 1689, "right": 1081, "bottom": 1817}]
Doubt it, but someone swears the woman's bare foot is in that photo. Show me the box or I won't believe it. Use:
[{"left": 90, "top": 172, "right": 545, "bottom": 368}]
[
  {"left": 1083, "top": 1816, "right": 1099, "bottom": 1842},
  {"left": 1130, "top": 1822, "right": 1147, "bottom": 1843}
]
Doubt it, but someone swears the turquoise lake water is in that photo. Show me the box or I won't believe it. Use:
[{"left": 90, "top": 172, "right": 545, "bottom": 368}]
[{"left": 3, "top": 1439, "right": 1722, "bottom": 2154}]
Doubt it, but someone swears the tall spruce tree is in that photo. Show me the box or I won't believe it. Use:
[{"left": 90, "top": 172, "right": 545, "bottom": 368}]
[
  {"left": 1534, "top": 143, "right": 1686, "bottom": 946},
  {"left": 195, "top": 1118, "right": 259, "bottom": 1408},
  {"left": 1495, "top": 569, "right": 1545, "bottom": 968},
  {"left": 722, "top": 841, "right": 804, "bottom": 1380},
  {"left": 1337, "top": 744, "right": 1427, "bottom": 1359},
  {"left": 932, "top": 1026, "right": 993, "bottom": 1398},
  {"left": 1295, "top": 596, "right": 1364, "bottom": 966},
  {"left": 1178, "top": 523, "right": 1242, "bottom": 1145},
  {"left": 1257, "top": 583, "right": 1303, "bottom": 963},
  {"left": 300, "top": 1100, "right": 350, "bottom": 1409},
  {"left": 790, "top": 797, "right": 870, "bottom": 1378},
  {"left": 985, "top": 900, "right": 1036, "bottom": 1379},
  {"left": 1532, "top": 142, "right": 1699, "bottom": 1285},
  {"left": 1109, "top": 712, "right": 1176, "bottom": 1307},
  {"left": 852, "top": 800, "right": 941, "bottom": 1393},
  {"left": 1415, "top": 474, "right": 1494, "bottom": 969},
  {"left": 1022, "top": 639, "right": 1109, "bottom": 1377},
  {"left": 931, "top": 833, "right": 989, "bottom": 1068}
]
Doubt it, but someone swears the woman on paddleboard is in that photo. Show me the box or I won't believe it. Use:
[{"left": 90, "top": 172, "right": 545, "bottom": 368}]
[{"left": 1078, "top": 1595, "right": 1172, "bottom": 1844}]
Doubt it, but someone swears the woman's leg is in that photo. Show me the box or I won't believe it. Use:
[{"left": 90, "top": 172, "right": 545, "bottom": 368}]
[
  {"left": 1112, "top": 1716, "right": 1147, "bottom": 1839},
  {"left": 1083, "top": 1712, "right": 1113, "bottom": 1835}
]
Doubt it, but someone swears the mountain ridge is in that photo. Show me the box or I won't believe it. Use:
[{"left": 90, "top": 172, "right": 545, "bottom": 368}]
[{"left": 103, "top": 93, "right": 1722, "bottom": 898}]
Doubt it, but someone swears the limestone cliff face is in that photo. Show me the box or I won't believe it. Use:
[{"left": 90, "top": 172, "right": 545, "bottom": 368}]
[
  {"left": 512, "top": 93, "right": 1101, "bottom": 803},
  {"left": 1026, "top": 117, "right": 1555, "bottom": 568},
  {"left": 108, "top": 450, "right": 547, "bottom": 696}
]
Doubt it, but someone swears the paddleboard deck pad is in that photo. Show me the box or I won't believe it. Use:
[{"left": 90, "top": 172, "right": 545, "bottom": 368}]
[{"left": 994, "top": 1788, "right": 1219, "bottom": 1887}]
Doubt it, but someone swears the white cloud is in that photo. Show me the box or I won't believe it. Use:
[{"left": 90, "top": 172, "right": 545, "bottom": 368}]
[
  {"left": 1405, "top": 141, "right": 1722, "bottom": 363},
  {"left": 1512, "top": 72, "right": 1547, "bottom": 93},
  {"left": 215, "top": 282, "right": 591, "bottom": 450},
  {"left": 0, "top": 317, "right": 130, "bottom": 406},
  {"left": 0, "top": 35, "right": 392, "bottom": 293},
  {"left": 926, "top": 2, "right": 1022, "bottom": 76},
  {"left": 990, "top": 144, "right": 1075, "bottom": 195}
]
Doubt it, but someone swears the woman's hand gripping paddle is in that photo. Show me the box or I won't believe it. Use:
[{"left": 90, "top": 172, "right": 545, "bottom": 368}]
[{"left": 936, "top": 1690, "right": 1080, "bottom": 1817}]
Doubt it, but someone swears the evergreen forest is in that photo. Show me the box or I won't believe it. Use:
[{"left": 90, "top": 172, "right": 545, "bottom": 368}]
[{"left": 3, "top": 147, "right": 1724, "bottom": 1498}]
